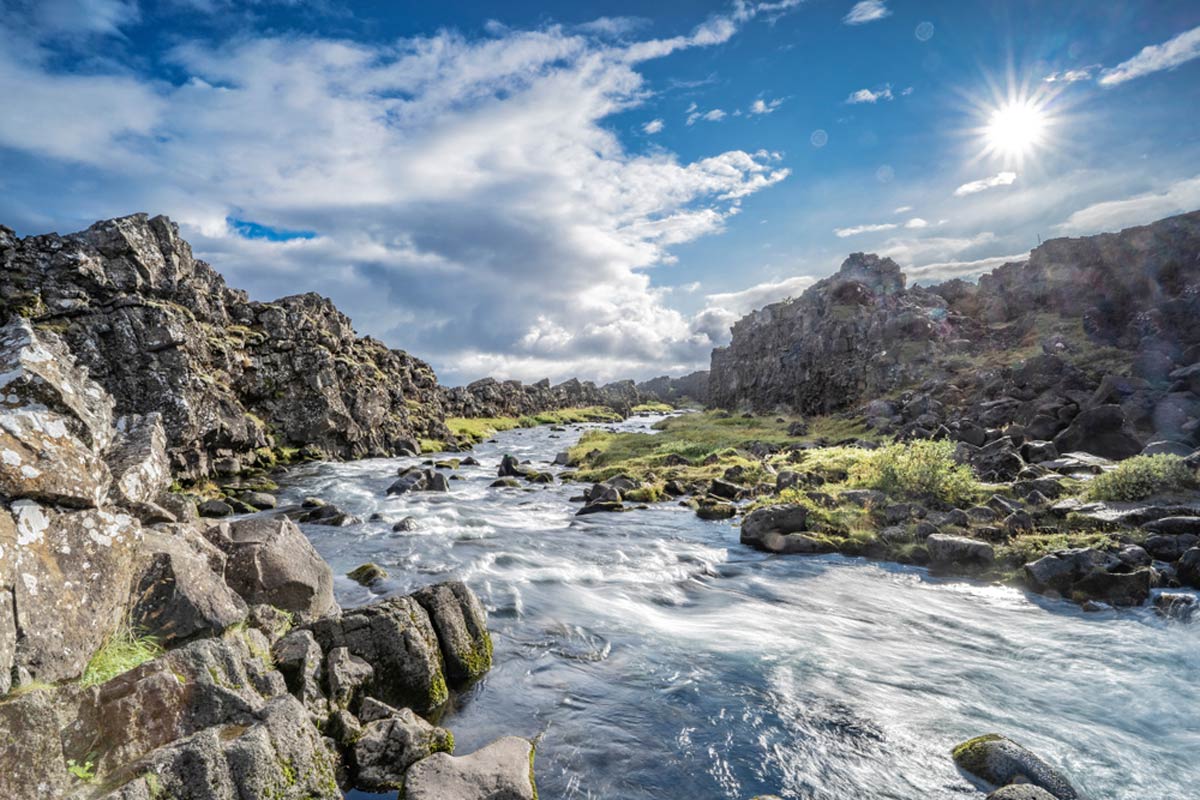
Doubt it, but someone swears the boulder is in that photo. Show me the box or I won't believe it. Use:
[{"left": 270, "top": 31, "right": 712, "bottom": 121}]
[
  {"left": 1178, "top": 548, "right": 1200, "bottom": 588},
  {"left": 926, "top": 534, "right": 995, "bottom": 568},
  {"left": 240, "top": 490, "right": 277, "bottom": 510},
  {"left": 987, "top": 786, "right": 1059, "bottom": 800},
  {"left": 695, "top": 500, "right": 736, "bottom": 520},
  {"left": 1141, "top": 516, "right": 1200, "bottom": 535},
  {"left": 10, "top": 502, "right": 141, "bottom": 682},
  {"left": 352, "top": 705, "right": 454, "bottom": 791},
  {"left": 130, "top": 528, "right": 249, "bottom": 647},
  {"left": 218, "top": 517, "right": 336, "bottom": 621},
  {"left": 709, "top": 478, "right": 749, "bottom": 500},
  {"left": 1071, "top": 567, "right": 1152, "bottom": 606},
  {"left": 955, "top": 438, "right": 1026, "bottom": 482},
  {"left": 307, "top": 595, "right": 449, "bottom": 715},
  {"left": 272, "top": 629, "right": 327, "bottom": 713},
  {"left": 951, "top": 734, "right": 1078, "bottom": 799},
  {"left": 759, "top": 532, "right": 834, "bottom": 554},
  {"left": 1153, "top": 592, "right": 1197, "bottom": 621},
  {"left": 347, "top": 562, "right": 388, "bottom": 587},
  {"left": 326, "top": 646, "right": 374, "bottom": 709},
  {"left": 198, "top": 498, "right": 234, "bottom": 518},
  {"left": 411, "top": 581, "right": 493, "bottom": 687},
  {"left": 740, "top": 504, "right": 809, "bottom": 548},
  {"left": 296, "top": 502, "right": 362, "bottom": 526},
  {"left": 1023, "top": 548, "right": 1111, "bottom": 595},
  {"left": 403, "top": 736, "right": 538, "bottom": 800},
  {"left": 1052, "top": 404, "right": 1142, "bottom": 460},
  {"left": 577, "top": 483, "right": 624, "bottom": 515},
  {"left": 106, "top": 413, "right": 171, "bottom": 507},
  {"left": 498, "top": 454, "right": 530, "bottom": 478},
  {"left": 0, "top": 688, "right": 70, "bottom": 798}
]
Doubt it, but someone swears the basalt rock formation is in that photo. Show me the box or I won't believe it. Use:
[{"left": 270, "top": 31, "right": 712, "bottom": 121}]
[
  {"left": 0, "top": 214, "right": 449, "bottom": 479},
  {"left": 440, "top": 375, "right": 641, "bottom": 417},
  {"left": 636, "top": 370, "right": 709, "bottom": 405},
  {"left": 709, "top": 211, "right": 1200, "bottom": 455}
]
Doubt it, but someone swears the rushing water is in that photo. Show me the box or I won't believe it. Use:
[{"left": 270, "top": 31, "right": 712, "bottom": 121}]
[{"left": 275, "top": 414, "right": 1198, "bottom": 800}]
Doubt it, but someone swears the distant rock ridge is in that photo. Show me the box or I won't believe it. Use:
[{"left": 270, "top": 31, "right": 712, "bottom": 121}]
[
  {"left": 440, "top": 376, "right": 641, "bottom": 418},
  {"left": 0, "top": 213, "right": 449, "bottom": 477},
  {"left": 709, "top": 210, "right": 1200, "bottom": 450}
]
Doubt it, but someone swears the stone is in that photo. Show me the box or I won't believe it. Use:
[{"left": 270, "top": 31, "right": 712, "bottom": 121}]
[
  {"left": 709, "top": 478, "right": 749, "bottom": 500},
  {"left": 1052, "top": 404, "right": 1143, "bottom": 461},
  {"left": 220, "top": 517, "right": 336, "bottom": 621},
  {"left": 392, "top": 516, "right": 420, "bottom": 531},
  {"left": 1140, "top": 440, "right": 1194, "bottom": 457},
  {"left": 1178, "top": 548, "right": 1200, "bottom": 588},
  {"left": 10, "top": 502, "right": 141, "bottom": 682},
  {"left": 1071, "top": 567, "right": 1152, "bottom": 606},
  {"left": 240, "top": 490, "right": 277, "bottom": 510},
  {"left": 403, "top": 736, "right": 537, "bottom": 800},
  {"left": 106, "top": 412, "right": 171, "bottom": 507},
  {"left": 1153, "top": 592, "right": 1197, "bottom": 620},
  {"left": 577, "top": 483, "right": 624, "bottom": 515},
  {"left": 1023, "top": 548, "right": 1111, "bottom": 595},
  {"left": 326, "top": 646, "right": 374, "bottom": 709},
  {"left": 956, "top": 439, "right": 1025, "bottom": 482},
  {"left": 352, "top": 707, "right": 454, "bottom": 791},
  {"left": 695, "top": 500, "right": 736, "bottom": 520},
  {"left": 1142, "top": 532, "right": 1198, "bottom": 561},
  {"left": 272, "top": 629, "right": 326, "bottom": 712},
  {"left": 296, "top": 502, "right": 362, "bottom": 526},
  {"left": 198, "top": 498, "right": 234, "bottom": 518},
  {"left": 130, "top": 529, "right": 249, "bottom": 647},
  {"left": 951, "top": 734, "right": 1078, "bottom": 799},
  {"left": 411, "top": 581, "right": 493, "bottom": 687},
  {"left": 987, "top": 786, "right": 1059, "bottom": 800},
  {"left": 759, "top": 532, "right": 833, "bottom": 554},
  {"left": 1141, "top": 516, "right": 1200, "bottom": 535},
  {"left": 498, "top": 454, "right": 530, "bottom": 478},
  {"left": 307, "top": 594, "right": 449, "bottom": 715},
  {"left": 926, "top": 534, "right": 995, "bottom": 568},
  {"left": 0, "top": 688, "right": 70, "bottom": 799},
  {"left": 347, "top": 562, "right": 388, "bottom": 587},
  {"left": 740, "top": 504, "right": 809, "bottom": 548}
]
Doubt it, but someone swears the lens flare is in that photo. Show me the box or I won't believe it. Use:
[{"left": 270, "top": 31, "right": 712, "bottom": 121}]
[{"left": 984, "top": 99, "right": 1048, "bottom": 159}]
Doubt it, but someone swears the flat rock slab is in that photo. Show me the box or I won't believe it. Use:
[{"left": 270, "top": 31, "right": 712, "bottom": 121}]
[{"left": 404, "top": 736, "right": 537, "bottom": 800}]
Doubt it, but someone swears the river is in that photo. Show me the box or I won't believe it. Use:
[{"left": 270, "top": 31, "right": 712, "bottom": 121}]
[{"left": 275, "top": 414, "right": 1198, "bottom": 800}]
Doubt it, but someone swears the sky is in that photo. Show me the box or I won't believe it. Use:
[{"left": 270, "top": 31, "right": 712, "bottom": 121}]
[{"left": 1, "top": 1, "right": 1199, "bottom": 385}]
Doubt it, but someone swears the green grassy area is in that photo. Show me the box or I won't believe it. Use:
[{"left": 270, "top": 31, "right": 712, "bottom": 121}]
[
  {"left": 445, "top": 416, "right": 524, "bottom": 444},
  {"left": 515, "top": 406, "right": 622, "bottom": 427},
  {"left": 441, "top": 406, "right": 623, "bottom": 450},
  {"left": 566, "top": 410, "right": 878, "bottom": 487},
  {"left": 849, "top": 440, "right": 979, "bottom": 506},
  {"left": 631, "top": 402, "right": 674, "bottom": 413}
]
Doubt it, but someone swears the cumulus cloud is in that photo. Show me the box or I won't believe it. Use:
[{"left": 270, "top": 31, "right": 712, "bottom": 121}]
[
  {"left": 834, "top": 222, "right": 897, "bottom": 237},
  {"left": 904, "top": 217, "right": 928, "bottom": 229},
  {"left": 1053, "top": 175, "right": 1200, "bottom": 235},
  {"left": 879, "top": 232, "right": 997, "bottom": 265},
  {"left": 1100, "top": 25, "right": 1200, "bottom": 86},
  {"left": 843, "top": 0, "right": 890, "bottom": 26},
  {"left": 642, "top": 118, "right": 664, "bottom": 134},
  {"left": 0, "top": 7, "right": 796, "bottom": 385},
  {"left": 749, "top": 97, "right": 783, "bottom": 114},
  {"left": 846, "top": 85, "right": 893, "bottom": 104},
  {"left": 954, "top": 171, "right": 1017, "bottom": 196},
  {"left": 687, "top": 107, "right": 727, "bottom": 125},
  {"left": 686, "top": 273, "right": 819, "bottom": 348},
  {"left": 906, "top": 252, "right": 1028, "bottom": 283}
]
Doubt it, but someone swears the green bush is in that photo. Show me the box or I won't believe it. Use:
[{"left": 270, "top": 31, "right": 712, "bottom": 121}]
[
  {"left": 849, "top": 439, "right": 978, "bottom": 505},
  {"left": 1084, "top": 454, "right": 1197, "bottom": 502}
]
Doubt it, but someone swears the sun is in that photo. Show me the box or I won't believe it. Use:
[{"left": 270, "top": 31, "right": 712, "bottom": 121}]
[{"left": 984, "top": 99, "right": 1048, "bottom": 159}]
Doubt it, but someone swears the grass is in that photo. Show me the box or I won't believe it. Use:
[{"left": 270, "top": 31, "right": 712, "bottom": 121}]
[
  {"left": 1083, "top": 454, "right": 1198, "bottom": 502},
  {"left": 447, "top": 406, "right": 622, "bottom": 446},
  {"left": 516, "top": 406, "right": 622, "bottom": 426},
  {"left": 631, "top": 402, "right": 674, "bottom": 413},
  {"left": 446, "top": 416, "right": 523, "bottom": 444},
  {"left": 79, "top": 623, "right": 163, "bottom": 688},
  {"left": 848, "top": 439, "right": 979, "bottom": 506}
]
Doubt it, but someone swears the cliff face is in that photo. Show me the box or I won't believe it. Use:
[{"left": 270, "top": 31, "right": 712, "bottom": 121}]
[
  {"left": 440, "top": 376, "right": 641, "bottom": 417},
  {"left": 636, "top": 371, "right": 709, "bottom": 405},
  {"left": 711, "top": 212, "right": 1200, "bottom": 411},
  {"left": 0, "top": 214, "right": 449, "bottom": 477}
]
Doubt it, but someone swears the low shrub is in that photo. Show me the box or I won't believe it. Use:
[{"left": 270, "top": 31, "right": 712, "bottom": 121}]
[
  {"left": 1084, "top": 454, "right": 1197, "bottom": 502},
  {"left": 849, "top": 439, "right": 978, "bottom": 505}
]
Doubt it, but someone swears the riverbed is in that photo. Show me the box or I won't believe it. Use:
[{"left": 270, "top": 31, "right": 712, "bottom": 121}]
[{"left": 277, "top": 414, "right": 1198, "bottom": 800}]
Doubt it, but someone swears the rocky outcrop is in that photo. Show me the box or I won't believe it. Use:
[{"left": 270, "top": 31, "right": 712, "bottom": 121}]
[
  {"left": 0, "top": 213, "right": 449, "bottom": 478},
  {"left": 708, "top": 212, "right": 1200, "bottom": 457},
  {"left": 440, "top": 375, "right": 641, "bottom": 418},
  {"left": 952, "top": 734, "right": 1079, "bottom": 799},
  {"left": 636, "top": 371, "right": 709, "bottom": 405}
]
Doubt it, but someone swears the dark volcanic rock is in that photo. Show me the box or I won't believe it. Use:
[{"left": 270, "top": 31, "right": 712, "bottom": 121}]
[{"left": 0, "top": 214, "right": 448, "bottom": 478}]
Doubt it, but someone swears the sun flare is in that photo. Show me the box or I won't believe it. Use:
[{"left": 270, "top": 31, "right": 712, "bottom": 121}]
[{"left": 984, "top": 99, "right": 1047, "bottom": 158}]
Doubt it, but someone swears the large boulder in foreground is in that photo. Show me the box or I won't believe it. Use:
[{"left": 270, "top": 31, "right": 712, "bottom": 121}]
[
  {"left": 212, "top": 517, "right": 336, "bottom": 621},
  {"left": 411, "top": 581, "right": 493, "bottom": 687},
  {"left": 9, "top": 502, "right": 141, "bottom": 683},
  {"left": 1052, "top": 404, "right": 1142, "bottom": 461},
  {"left": 404, "top": 736, "right": 538, "bottom": 800},
  {"left": 308, "top": 594, "right": 450, "bottom": 715},
  {"left": 952, "top": 734, "right": 1078, "bottom": 799}
]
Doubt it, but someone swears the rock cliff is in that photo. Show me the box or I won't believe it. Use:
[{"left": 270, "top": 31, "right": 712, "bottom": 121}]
[
  {"left": 636, "top": 370, "right": 709, "bottom": 405},
  {"left": 440, "top": 376, "right": 642, "bottom": 417},
  {"left": 709, "top": 211, "right": 1200, "bottom": 453},
  {"left": 0, "top": 214, "right": 449, "bottom": 478}
]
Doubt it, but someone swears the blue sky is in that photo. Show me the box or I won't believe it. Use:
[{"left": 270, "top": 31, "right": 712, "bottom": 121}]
[{"left": 2, "top": 0, "right": 1199, "bottom": 384}]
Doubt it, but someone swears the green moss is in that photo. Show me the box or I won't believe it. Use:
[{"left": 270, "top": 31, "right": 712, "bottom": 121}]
[
  {"left": 66, "top": 758, "right": 96, "bottom": 783},
  {"left": 951, "top": 733, "right": 1001, "bottom": 777},
  {"left": 446, "top": 416, "right": 523, "bottom": 444},
  {"left": 428, "top": 669, "right": 449, "bottom": 709},
  {"left": 459, "top": 631, "right": 494, "bottom": 680},
  {"left": 1083, "top": 454, "right": 1198, "bottom": 502},
  {"left": 631, "top": 402, "right": 674, "bottom": 413},
  {"left": 79, "top": 623, "right": 162, "bottom": 688},
  {"left": 419, "top": 438, "right": 446, "bottom": 453},
  {"left": 624, "top": 484, "right": 665, "bottom": 503},
  {"left": 529, "top": 743, "right": 539, "bottom": 800}
]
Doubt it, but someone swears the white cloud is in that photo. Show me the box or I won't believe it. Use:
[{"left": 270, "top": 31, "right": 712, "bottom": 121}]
[
  {"left": 1043, "top": 65, "right": 1098, "bottom": 83},
  {"left": 642, "top": 118, "right": 664, "bottom": 134},
  {"left": 1100, "top": 25, "right": 1200, "bottom": 86},
  {"left": 0, "top": 9, "right": 794, "bottom": 385},
  {"left": 954, "top": 171, "right": 1017, "bottom": 196},
  {"left": 880, "top": 232, "right": 997, "bottom": 265},
  {"left": 893, "top": 205, "right": 912, "bottom": 214},
  {"left": 843, "top": 0, "right": 890, "bottom": 26},
  {"left": 846, "top": 85, "right": 893, "bottom": 104},
  {"left": 686, "top": 107, "right": 726, "bottom": 125},
  {"left": 904, "top": 217, "right": 928, "bottom": 229},
  {"left": 834, "top": 222, "right": 898, "bottom": 237},
  {"left": 1054, "top": 175, "right": 1200, "bottom": 235},
  {"left": 906, "top": 252, "right": 1028, "bottom": 283},
  {"left": 704, "top": 274, "right": 818, "bottom": 315},
  {"left": 749, "top": 97, "right": 783, "bottom": 114}
]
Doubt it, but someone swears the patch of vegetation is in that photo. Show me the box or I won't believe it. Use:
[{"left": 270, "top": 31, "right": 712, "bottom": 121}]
[
  {"left": 995, "top": 530, "right": 1119, "bottom": 566},
  {"left": 446, "top": 416, "right": 523, "bottom": 444},
  {"left": 848, "top": 439, "right": 979, "bottom": 506},
  {"left": 518, "top": 406, "right": 622, "bottom": 426},
  {"left": 79, "top": 624, "right": 163, "bottom": 688},
  {"left": 1083, "top": 454, "right": 1198, "bottom": 502},
  {"left": 419, "top": 438, "right": 446, "bottom": 453},
  {"left": 631, "top": 402, "right": 674, "bottom": 413},
  {"left": 0, "top": 679, "right": 56, "bottom": 703},
  {"left": 67, "top": 758, "right": 96, "bottom": 783}
]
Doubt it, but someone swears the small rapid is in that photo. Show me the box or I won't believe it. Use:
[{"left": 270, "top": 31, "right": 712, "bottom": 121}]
[{"left": 277, "top": 415, "right": 1198, "bottom": 800}]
